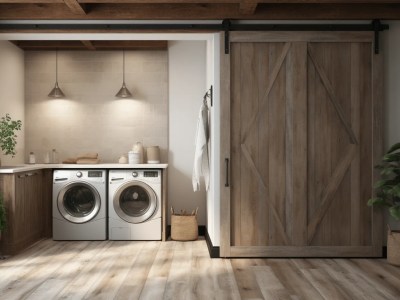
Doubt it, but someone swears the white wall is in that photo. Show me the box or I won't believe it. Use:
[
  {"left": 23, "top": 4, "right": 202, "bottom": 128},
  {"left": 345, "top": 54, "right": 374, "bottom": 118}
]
[
  {"left": 206, "top": 34, "right": 220, "bottom": 246},
  {"left": 0, "top": 41, "right": 25, "bottom": 165},
  {"left": 168, "top": 41, "right": 207, "bottom": 225},
  {"left": 383, "top": 21, "right": 400, "bottom": 231},
  {"left": 24, "top": 50, "right": 168, "bottom": 163}
]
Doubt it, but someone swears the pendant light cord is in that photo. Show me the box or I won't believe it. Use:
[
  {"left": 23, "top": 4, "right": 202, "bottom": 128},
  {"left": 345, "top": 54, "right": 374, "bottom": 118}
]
[
  {"left": 123, "top": 50, "right": 125, "bottom": 84},
  {"left": 56, "top": 50, "right": 58, "bottom": 83}
]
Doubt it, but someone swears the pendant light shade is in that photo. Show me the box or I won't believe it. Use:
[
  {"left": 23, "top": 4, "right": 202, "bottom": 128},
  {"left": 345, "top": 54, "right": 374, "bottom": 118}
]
[
  {"left": 48, "top": 51, "right": 65, "bottom": 98},
  {"left": 116, "top": 50, "right": 132, "bottom": 98}
]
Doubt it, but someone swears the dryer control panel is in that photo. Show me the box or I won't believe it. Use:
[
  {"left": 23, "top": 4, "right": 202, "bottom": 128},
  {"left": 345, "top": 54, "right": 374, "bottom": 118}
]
[{"left": 144, "top": 171, "right": 158, "bottom": 178}]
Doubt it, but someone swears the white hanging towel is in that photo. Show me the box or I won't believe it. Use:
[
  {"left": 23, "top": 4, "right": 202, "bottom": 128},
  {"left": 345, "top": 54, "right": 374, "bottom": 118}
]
[{"left": 192, "top": 103, "right": 210, "bottom": 192}]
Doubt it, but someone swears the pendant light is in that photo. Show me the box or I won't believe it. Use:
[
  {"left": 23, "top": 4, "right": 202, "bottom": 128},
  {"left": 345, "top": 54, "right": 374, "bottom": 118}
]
[
  {"left": 48, "top": 51, "right": 65, "bottom": 98},
  {"left": 115, "top": 50, "right": 132, "bottom": 98}
]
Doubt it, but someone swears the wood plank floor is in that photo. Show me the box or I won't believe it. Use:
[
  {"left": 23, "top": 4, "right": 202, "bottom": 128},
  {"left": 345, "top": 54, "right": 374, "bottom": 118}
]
[{"left": 1, "top": 239, "right": 400, "bottom": 300}]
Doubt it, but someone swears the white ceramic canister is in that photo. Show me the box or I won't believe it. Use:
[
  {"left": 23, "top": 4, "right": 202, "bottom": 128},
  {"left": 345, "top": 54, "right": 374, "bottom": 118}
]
[
  {"left": 128, "top": 151, "right": 141, "bottom": 164},
  {"left": 146, "top": 146, "right": 160, "bottom": 164},
  {"left": 132, "top": 142, "right": 144, "bottom": 163},
  {"left": 29, "top": 152, "right": 36, "bottom": 164}
]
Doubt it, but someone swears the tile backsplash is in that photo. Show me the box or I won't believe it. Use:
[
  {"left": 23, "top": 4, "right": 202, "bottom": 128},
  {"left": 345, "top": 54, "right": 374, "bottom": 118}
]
[{"left": 25, "top": 50, "right": 168, "bottom": 163}]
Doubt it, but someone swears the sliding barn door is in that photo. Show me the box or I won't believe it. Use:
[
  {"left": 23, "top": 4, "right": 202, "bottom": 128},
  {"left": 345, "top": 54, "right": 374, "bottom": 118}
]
[{"left": 220, "top": 32, "right": 383, "bottom": 257}]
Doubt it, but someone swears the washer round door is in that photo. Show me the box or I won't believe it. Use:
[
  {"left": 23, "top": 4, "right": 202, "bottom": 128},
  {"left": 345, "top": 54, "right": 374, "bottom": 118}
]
[
  {"left": 113, "top": 181, "right": 157, "bottom": 224},
  {"left": 57, "top": 182, "right": 101, "bottom": 224}
]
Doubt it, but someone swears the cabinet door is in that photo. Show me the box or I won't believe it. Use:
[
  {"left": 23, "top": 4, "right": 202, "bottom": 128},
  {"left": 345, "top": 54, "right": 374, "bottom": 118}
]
[
  {"left": 24, "top": 170, "right": 43, "bottom": 240},
  {"left": 220, "top": 32, "right": 383, "bottom": 257}
]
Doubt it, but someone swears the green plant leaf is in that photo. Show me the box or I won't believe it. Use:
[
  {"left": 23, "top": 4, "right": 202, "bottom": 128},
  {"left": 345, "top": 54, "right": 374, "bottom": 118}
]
[
  {"left": 367, "top": 197, "right": 390, "bottom": 207},
  {"left": 389, "top": 206, "right": 400, "bottom": 221},
  {"left": 387, "top": 142, "right": 400, "bottom": 154},
  {"left": 0, "top": 113, "right": 22, "bottom": 158},
  {"left": 380, "top": 167, "right": 400, "bottom": 176},
  {"left": 374, "top": 179, "right": 395, "bottom": 189},
  {"left": 389, "top": 184, "right": 400, "bottom": 198},
  {"left": 383, "top": 153, "right": 400, "bottom": 163}
]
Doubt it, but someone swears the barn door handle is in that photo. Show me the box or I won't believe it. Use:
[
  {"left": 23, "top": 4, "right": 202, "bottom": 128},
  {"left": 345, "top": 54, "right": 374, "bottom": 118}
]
[{"left": 225, "top": 158, "right": 230, "bottom": 187}]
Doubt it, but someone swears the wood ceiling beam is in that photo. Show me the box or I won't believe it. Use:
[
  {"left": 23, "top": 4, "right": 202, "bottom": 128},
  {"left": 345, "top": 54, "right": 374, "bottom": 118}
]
[
  {"left": 0, "top": 3, "right": 400, "bottom": 20},
  {"left": 0, "top": 0, "right": 400, "bottom": 4},
  {"left": 12, "top": 40, "right": 168, "bottom": 50},
  {"left": 81, "top": 40, "right": 96, "bottom": 49},
  {"left": 240, "top": 1, "right": 258, "bottom": 14},
  {"left": 63, "top": 0, "right": 86, "bottom": 14}
]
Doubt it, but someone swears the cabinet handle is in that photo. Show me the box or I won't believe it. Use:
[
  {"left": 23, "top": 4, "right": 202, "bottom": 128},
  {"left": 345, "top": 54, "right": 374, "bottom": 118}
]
[
  {"left": 225, "top": 158, "right": 230, "bottom": 187},
  {"left": 26, "top": 172, "right": 37, "bottom": 177},
  {"left": 18, "top": 174, "right": 26, "bottom": 178}
]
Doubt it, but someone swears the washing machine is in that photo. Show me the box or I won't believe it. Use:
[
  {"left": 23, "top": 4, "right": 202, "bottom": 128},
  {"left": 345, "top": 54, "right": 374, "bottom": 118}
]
[
  {"left": 53, "top": 169, "right": 107, "bottom": 240},
  {"left": 108, "top": 169, "right": 162, "bottom": 240}
]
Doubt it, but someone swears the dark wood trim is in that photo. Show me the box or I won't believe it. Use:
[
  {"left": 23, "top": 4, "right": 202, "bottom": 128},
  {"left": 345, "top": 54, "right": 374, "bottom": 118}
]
[
  {"left": 1, "top": 3, "right": 400, "bottom": 20},
  {"left": 205, "top": 228, "right": 220, "bottom": 258}
]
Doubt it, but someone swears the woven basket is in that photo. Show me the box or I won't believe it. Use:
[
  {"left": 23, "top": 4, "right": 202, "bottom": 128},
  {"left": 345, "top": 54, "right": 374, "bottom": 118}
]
[
  {"left": 387, "top": 227, "right": 400, "bottom": 266},
  {"left": 171, "top": 207, "right": 198, "bottom": 241}
]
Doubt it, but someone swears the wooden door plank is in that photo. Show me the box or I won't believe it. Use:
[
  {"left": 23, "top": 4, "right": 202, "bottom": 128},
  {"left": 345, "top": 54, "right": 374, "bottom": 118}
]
[
  {"left": 308, "top": 44, "right": 358, "bottom": 145},
  {"left": 241, "top": 143, "right": 290, "bottom": 245},
  {"left": 267, "top": 42, "right": 288, "bottom": 246},
  {"left": 308, "top": 145, "right": 357, "bottom": 244},
  {"left": 359, "top": 43, "right": 373, "bottom": 246},
  {"left": 239, "top": 42, "right": 259, "bottom": 246},
  {"left": 286, "top": 42, "right": 308, "bottom": 246},
  {"left": 241, "top": 42, "right": 291, "bottom": 144},
  {"left": 309, "top": 48, "right": 333, "bottom": 246},
  {"left": 256, "top": 43, "right": 270, "bottom": 246},
  {"left": 350, "top": 43, "right": 361, "bottom": 246},
  {"left": 230, "top": 43, "right": 242, "bottom": 246}
]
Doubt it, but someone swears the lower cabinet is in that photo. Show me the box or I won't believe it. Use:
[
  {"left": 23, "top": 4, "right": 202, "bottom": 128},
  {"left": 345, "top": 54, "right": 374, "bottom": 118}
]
[{"left": 0, "top": 169, "right": 52, "bottom": 255}]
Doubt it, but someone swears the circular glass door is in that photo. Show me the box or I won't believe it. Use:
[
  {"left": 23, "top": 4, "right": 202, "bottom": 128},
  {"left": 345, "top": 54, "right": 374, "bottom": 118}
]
[
  {"left": 57, "top": 182, "right": 101, "bottom": 223},
  {"left": 113, "top": 181, "right": 157, "bottom": 224}
]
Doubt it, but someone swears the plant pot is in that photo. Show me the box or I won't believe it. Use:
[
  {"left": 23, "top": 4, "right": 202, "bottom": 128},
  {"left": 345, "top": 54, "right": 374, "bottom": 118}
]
[{"left": 387, "top": 228, "right": 400, "bottom": 266}]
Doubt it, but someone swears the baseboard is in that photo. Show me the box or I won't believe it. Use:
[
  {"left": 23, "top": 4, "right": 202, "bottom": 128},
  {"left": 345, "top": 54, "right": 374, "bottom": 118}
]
[
  {"left": 204, "top": 228, "right": 220, "bottom": 258},
  {"left": 166, "top": 225, "right": 205, "bottom": 238}
]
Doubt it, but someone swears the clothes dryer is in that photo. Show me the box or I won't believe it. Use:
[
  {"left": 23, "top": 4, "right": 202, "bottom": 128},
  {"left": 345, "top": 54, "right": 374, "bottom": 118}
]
[{"left": 108, "top": 169, "right": 161, "bottom": 240}]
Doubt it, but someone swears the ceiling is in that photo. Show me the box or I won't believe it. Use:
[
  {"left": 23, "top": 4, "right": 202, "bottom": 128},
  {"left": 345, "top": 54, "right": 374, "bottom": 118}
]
[{"left": 0, "top": 1, "right": 399, "bottom": 20}]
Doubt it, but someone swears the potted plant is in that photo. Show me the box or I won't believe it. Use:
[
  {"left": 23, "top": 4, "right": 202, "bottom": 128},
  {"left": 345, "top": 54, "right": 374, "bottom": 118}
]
[
  {"left": 368, "top": 142, "right": 400, "bottom": 266},
  {"left": 0, "top": 113, "right": 22, "bottom": 166}
]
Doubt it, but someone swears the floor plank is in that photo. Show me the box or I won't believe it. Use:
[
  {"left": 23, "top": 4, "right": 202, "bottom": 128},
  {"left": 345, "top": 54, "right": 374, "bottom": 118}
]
[{"left": 0, "top": 239, "right": 399, "bottom": 300}]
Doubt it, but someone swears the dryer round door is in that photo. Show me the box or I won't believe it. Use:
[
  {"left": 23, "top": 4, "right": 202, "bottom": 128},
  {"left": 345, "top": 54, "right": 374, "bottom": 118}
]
[
  {"left": 57, "top": 182, "right": 101, "bottom": 224},
  {"left": 113, "top": 181, "right": 157, "bottom": 224}
]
